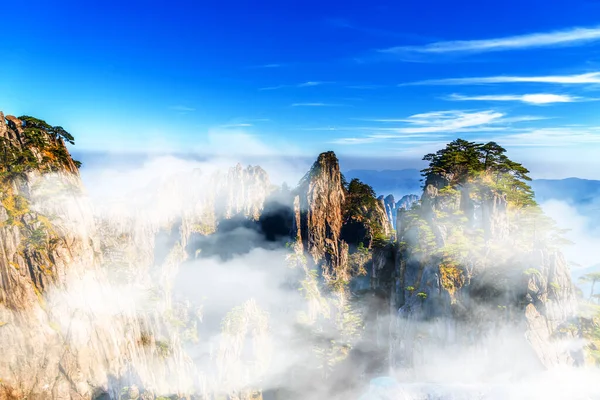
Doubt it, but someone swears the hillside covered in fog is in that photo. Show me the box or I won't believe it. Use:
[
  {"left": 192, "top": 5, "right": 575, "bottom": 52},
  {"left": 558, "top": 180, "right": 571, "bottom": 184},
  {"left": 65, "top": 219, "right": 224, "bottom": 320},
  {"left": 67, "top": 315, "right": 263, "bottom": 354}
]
[{"left": 0, "top": 113, "right": 599, "bottom": 400}]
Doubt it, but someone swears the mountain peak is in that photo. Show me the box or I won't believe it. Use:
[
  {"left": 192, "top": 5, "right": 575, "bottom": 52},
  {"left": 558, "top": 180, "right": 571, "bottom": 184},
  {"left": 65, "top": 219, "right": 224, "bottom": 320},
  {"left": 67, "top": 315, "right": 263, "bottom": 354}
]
[{"left": 0, "top": 112, "right": 81, "bottom": 175}]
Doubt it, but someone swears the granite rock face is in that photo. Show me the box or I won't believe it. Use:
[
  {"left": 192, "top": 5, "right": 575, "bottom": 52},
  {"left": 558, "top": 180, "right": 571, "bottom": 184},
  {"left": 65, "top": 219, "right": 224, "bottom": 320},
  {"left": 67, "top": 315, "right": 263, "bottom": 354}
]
[
  {"left": 0, "top": 113, "right": 276, "bottom": 399},
  {"left": 382, "top": 194, "right": 419, "bottom": 231},
  {"left": 0, "top": 114, "right": 106, "bottom": 398},
  {"left": 293, "top": 151, "right": 347, "bottom": 273},
  {"left": 0, "top": 115, "right": 588, "bottom": 398},
  {"left": 391, "top": 174, "right": 582, "bottom": 374}
]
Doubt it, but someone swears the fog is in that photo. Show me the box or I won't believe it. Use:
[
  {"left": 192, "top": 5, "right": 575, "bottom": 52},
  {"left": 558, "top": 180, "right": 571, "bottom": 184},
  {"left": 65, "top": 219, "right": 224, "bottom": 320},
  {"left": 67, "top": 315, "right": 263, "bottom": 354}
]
[
  {"left": 540, "top": 199, "right": 600, "bottom": 272},
  {"left": 1, "top": 135, "right": 599, "bottom": 400}
]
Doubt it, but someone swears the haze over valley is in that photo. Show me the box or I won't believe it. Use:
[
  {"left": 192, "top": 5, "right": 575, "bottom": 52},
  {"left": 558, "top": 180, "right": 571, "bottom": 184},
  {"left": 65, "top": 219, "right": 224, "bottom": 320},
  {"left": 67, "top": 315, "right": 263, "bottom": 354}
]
[{"left": 2, "top": 1, "right": 600, "bottom": 398}]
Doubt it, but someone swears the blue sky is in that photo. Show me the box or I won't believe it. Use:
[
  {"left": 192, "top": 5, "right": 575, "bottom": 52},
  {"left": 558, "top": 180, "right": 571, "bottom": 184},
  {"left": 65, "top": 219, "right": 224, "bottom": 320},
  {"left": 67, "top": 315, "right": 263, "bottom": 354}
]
[{"left": 1, "top": 0, "right": 600, "bottom": 177}]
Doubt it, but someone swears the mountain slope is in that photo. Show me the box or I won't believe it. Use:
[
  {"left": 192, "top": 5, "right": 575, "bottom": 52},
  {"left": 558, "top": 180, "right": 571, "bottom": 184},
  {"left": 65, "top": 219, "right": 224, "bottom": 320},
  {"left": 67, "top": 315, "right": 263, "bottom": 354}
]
[
  {"left": 391, "top": 139, "right": 582, "bottom": 373},
  {"left": 0, "top": 113, "right": 594, "bottom": 399}
]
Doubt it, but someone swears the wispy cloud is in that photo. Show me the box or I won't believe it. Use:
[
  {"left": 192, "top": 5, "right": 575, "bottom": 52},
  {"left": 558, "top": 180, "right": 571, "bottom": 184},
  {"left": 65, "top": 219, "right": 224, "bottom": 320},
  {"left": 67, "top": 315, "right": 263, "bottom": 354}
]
[
  {"left": 380, "top": 25, "right": 600, "bottom": 55},
  {"left": 396, "top": 110, "right": 505, "bottom": 133},
  {"left": 355, "top": 111, "right": 545, "bottom": 130},
  {"left": 260, "top": 81, "right": 332, "bottom": 90},
  {"left": 485, "top": 127, "right": 600, "bottom": 147},
  {"left": 291, "top": 103, "right": 344, "bottom": 107},
  {"left": 332, "top": 110, "right": 554, "bottom": 145},
  {"left": 298, "top": 81, "right": 327, "bottom": 87},
  {"left": 331, "top": 133, "right": 446, "bottom": 145},
  {"left": 220, "top": 123, "right": 253, "bottom": 128},
  {"left": 259, "top": 85, "right": 287, "bottom": 91},
  {"left": 402, "top": 72, "right": 600, "bottom": 86},
  {"left": 447, "top": 93, "right": 581, "bottom": 105},
  {"left": 169, "top": 105, "right": 195, "bottom": 112},
  {"left": 351, "top": 118, "right": 411, "bottom": 123},
  {"left": 332, "top": 137, "right": 381, "bottom": 145}
]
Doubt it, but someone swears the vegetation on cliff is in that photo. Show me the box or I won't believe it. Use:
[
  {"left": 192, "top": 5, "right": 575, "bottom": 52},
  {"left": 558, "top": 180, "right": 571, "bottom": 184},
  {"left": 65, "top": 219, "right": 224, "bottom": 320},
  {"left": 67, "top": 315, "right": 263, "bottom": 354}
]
[
  {"left": 396, "top": 139, "right": 575, "bottom": 328},
  {"left": 0, "top": 112, "right": 592, "bottom": 399},
  {"left": 0, "top": 115, "right": 80, "bottom": 179},
  {"left": 0, "top": 114, "right": 84, "bottom": 298},
  {"left": 342, "top": 178, "right": 389, "bottom": 249},
  {"left": 578, "top": 272, "right": 600, "bottom": 365},
  {"left": 422, "top": 139, "right": 534, "bottom": 207}
]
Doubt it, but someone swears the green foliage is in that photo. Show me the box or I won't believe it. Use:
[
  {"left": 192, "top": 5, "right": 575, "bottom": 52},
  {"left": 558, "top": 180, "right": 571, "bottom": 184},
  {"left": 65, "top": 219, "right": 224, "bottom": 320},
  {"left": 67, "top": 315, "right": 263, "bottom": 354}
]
[
  {"left": 347, "top": 242, "right": 370, "bottom": 277},
  {"left": 511, "top": 205, "right": 573, "bottom": 250},
  {"left": 580, "top": 273, "right": 600, "bottom": 285},
  {"left": 411, "top": 217, "right": 438, "bottom": 261},
  {"left": 422, "top": 139, "right": 483, "bottom": 186},
  {"left": 403, "top": 139, "right": 570, "bottom": 289},
  {"left": 0, "top": 115, "right": 80, "bottom": 176},
  {"left": 343, "top": 178, "right": 388, "bottom": 245},
  {"left": 371, "top": 232, "right": 390, "bottom": 249},
  {"left": 19, "top": 116, "right": 75, "bottom": 145},
  {"left": 155, "top": 340, "right": 172, "bottom": 358},
  {"left": 439, "top": 262, "right": 465, "bottom": 297},
  {"left": 421, "top": 138, "right": 536, "bottom": 208},
  {"left": 580, "top": 273, "right": 600, "bottom": 299},
  {"left": 1, "top": 193, "right": 29, "bottom": 227},
  {"left": 416, "top": 292, "right": 427, "bottom": 300},
  {"left": 524, "top": 268, "right": 542, "bottom": 277},
  {"left": 23, "top": 226, "right": 48, "bottom": 252},
  {"left": 577, "top": 300, "right": 600, "bottom": 365}
]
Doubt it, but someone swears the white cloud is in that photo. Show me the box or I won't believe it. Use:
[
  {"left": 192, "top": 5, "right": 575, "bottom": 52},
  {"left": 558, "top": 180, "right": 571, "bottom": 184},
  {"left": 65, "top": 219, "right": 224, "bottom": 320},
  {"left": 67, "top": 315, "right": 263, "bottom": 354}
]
[
  {"left": 220, "top": 123, "right": 254, "bottom": 128},
  {"left": 331, "top": 109, "right": 586, "bottom": 149},
  {"left": 540, "top": 200, "right": 600, "bottom": 269},
  {"left": 380, "top": 25, "right": 600, "bottom": 54},
  {"left": 259, "top": 85, "right": 287, "bottom": 91},
  {"left": 331, "top": 137, "right": 380, "bottom": 145},
  {"left": 331, "top": 110, "right": 513, "bottom": 145},
  {"left": 331, "top": 133, "right": 446, "bottom": 145},
  {"left": 260, "top": 82, "right": 332, "bottom": 90},
  {"left": 491, "top": 127, "right": 600, "bottom": 147},
  {"left": 297, "top": 81, "right": 326, "bottom": 87},
  {"left": 397, "top": 110, "right": 504, "bottom": 133},
  {"left": 403, "top": 72, "right": 600, "bottom": 86},
  {"left": 448, "top": 93, "right": 580, "bottom": 105}
]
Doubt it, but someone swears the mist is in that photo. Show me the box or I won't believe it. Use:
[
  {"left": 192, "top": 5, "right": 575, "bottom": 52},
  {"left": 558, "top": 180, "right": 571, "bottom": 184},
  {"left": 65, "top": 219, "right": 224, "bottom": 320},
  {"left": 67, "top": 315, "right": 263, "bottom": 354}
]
[{"left": 1, "top": 133, "right": 600, "bottom": 400}]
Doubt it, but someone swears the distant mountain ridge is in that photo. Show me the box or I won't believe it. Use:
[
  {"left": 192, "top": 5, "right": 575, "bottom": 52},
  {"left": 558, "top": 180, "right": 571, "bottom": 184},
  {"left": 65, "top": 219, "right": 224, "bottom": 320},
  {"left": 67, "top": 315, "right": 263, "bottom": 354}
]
[
  {"left": 345, "top": 169, "right": 600, "bottom": 207},
  {"left": 344, "top": 168, "right": 422, "bottom": 199},
  {"left": 530, "top": 178, "right": 600, "bottom": 205}
]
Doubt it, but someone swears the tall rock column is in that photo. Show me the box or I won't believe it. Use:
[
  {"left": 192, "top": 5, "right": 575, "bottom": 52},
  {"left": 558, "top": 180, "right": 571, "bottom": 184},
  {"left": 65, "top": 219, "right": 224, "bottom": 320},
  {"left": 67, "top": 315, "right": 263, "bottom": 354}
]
[{"left": 294, "top": 151, "right": 347, "bottom": 275}]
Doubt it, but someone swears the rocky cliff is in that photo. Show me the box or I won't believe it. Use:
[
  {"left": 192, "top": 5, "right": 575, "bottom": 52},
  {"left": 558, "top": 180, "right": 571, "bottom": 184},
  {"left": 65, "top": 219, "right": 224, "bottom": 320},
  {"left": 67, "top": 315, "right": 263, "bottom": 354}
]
[
  {"left": 391, "top": 140, "right": 582, "bottom": 376},
  {"left": 0, "top": 113, "right": 106, "bottom": 398},
  {"left": 0, "top": 112, "right": 97, "bottom": 311},
  {"left": 0, "top": 118, "right": 590, "bottom": 399},
  {"left": 293, "top": 151, "right": 347, "bottom": 276},
  {"left": 382, "top": 194, "right": 419, "bottom": 231},
  {"left": 292, "top": 152, "right": 392, "bottom": 283},
  {"left": 0, "top": 112, "right": 275, "bottom": 399}
]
